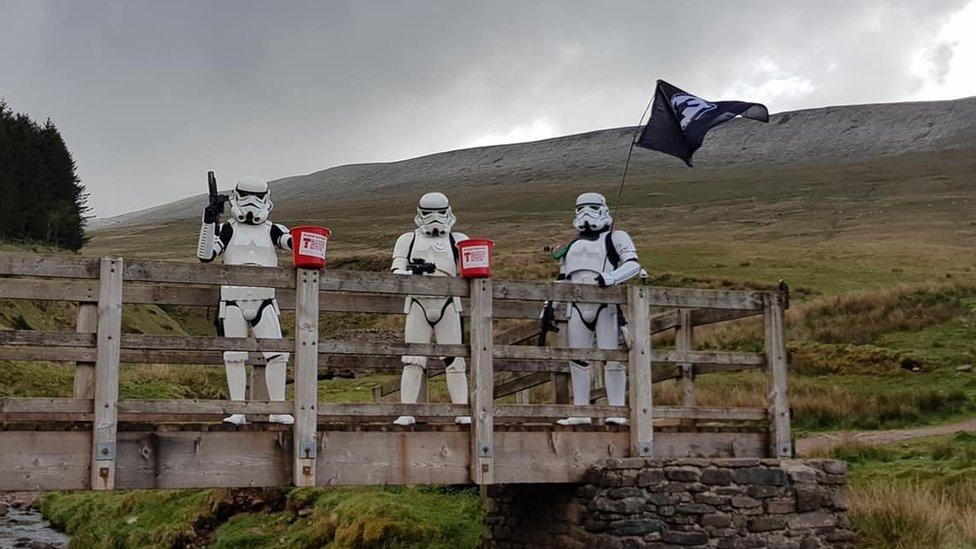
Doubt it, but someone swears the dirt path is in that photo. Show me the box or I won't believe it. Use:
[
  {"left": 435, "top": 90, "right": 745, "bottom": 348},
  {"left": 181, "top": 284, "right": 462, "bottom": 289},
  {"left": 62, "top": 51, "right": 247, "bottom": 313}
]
[{"left": 795, "top": 417, "right": 976, "bottom": 456}]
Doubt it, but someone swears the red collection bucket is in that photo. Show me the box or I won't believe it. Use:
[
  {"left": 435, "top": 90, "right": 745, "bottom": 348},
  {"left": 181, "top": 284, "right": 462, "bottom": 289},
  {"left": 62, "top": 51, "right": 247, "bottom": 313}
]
[
  {"left": 457, "top": 238, "right": 494, "bottom": 278},
  {"left": 291, "top": 226, "right": 331, "bottom": 269}
]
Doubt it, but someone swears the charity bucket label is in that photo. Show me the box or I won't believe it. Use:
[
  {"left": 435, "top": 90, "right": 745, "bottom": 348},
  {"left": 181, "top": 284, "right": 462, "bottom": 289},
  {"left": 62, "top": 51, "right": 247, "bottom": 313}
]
[
  {"left": 299, "top": 232, "right": 328, "bottom": 259},
  {"left": 462, "top": 245, "right": 490, "bottom": 268}
]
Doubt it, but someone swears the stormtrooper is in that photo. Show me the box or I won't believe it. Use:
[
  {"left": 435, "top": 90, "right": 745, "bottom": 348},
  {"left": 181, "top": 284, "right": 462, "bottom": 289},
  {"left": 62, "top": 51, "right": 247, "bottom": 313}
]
[
  {"left": 390, "top": 192, "right": 470, "bottom": 426},
  {"left": 196, "top": 176, "right": 294, "bottom": 426},
  {"left": 541, "top": 192, "right": 642, "bottom": 426}
]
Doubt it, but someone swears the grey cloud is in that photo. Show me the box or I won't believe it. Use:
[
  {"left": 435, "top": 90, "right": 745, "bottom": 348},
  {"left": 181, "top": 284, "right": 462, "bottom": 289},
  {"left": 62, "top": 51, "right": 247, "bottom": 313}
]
[
  {"left": 0, "top": 0, "right": 971, "bottom": 216},
  {"left": 928, "top": 41, "right": 957, "bottom": 84}
]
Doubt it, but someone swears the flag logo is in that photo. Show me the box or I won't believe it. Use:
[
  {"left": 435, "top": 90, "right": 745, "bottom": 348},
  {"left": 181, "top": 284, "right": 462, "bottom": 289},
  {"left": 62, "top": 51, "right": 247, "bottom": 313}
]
[
  {"left": 635, "top": 80, "right": 769, "bottom": 166},
  {"left": 670, "top": 93, "right": 717, "bottom": 130}
]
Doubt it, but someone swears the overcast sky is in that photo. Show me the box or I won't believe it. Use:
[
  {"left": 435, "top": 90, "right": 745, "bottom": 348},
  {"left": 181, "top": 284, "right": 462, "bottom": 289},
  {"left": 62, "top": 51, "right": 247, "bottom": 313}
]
[{"left": 2, "top": 0, "right": 975, "bottom": 217}]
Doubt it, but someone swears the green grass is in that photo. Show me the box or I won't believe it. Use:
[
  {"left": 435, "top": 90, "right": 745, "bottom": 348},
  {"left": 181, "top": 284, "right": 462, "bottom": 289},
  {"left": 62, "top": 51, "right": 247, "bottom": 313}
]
[
  {"left": 279, "top": 486, "right": 483, "bottom": 548},
  {"left": 39, "top": 487, "right": 484, "bottom": 549},
  {"left": 818, "top": 433, "right": 976, "bottom": 547},
  {"left": 39, "top": 489, "right": 214, "bottom": 548}
]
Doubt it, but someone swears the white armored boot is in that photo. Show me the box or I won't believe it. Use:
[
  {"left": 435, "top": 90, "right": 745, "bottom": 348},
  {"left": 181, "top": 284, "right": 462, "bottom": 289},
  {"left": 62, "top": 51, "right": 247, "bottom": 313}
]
[{"left": 557, "top": 361, "right": 592, "bottom": 426}]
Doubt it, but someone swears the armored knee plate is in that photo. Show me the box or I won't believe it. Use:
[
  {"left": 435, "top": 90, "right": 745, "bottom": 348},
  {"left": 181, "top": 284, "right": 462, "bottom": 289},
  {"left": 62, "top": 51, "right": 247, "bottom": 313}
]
[
  {"left": 444, "top": 356, "right": 466, "bottom": 373},
  {"left": 223, "top": 350, "right": 249, "bottom": 363}
]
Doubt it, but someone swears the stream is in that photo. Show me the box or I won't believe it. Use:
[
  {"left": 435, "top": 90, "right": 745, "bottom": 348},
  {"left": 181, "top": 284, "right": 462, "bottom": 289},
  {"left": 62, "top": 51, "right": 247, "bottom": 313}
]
[{"left": 0, "top": 506, "right": 68, "bottom": 549}]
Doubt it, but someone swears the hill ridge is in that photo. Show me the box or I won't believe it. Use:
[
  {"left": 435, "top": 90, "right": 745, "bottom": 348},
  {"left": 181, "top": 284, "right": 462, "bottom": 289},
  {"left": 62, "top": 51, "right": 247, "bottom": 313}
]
[{"left": 93, "top": 95, "right": 976, "bottom": 229}]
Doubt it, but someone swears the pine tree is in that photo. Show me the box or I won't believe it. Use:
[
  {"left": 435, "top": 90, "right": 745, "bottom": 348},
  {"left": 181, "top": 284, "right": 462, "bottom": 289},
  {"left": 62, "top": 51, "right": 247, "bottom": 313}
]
[{"left": 0, "top": 100, "right": 89, "bottom": 249}]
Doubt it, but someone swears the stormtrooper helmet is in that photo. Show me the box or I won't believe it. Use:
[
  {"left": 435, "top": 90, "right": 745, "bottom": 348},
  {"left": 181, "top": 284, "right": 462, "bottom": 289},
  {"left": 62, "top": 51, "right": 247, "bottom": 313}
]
[
  {"left": 573, "top": 192, "right": 612, "bottom": 233},
  {"left": 414, "top": 192, "right": 456, "bottom": 236},
  {"left": 229, "top": 176, "right": 273, "bottom": 224}
]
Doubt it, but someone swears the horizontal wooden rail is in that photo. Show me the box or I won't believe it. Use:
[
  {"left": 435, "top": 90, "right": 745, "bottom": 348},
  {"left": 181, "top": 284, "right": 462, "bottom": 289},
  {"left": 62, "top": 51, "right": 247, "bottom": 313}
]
[
  {"left": 317, "top": 403, "right": 470, "bottom": 417},
  {"left": 0, "top": 279, "right": 766, "bottom": 327},
  {"left": 0, "top": 397, "right": 93, "bottom": 413},
  {"left": 0, "top": 278, "right": 99, "bottom": 302},
  {"left": 492, "top": 344, "right": 765, "bottom": 367},
  {"left": 652, "top": 308, "right": 764, "bottom": 332},
  {"left": 493, "top": 344, "right": 629, "bottom": 362},
  {"left": 0, "top": 397, "right": 765, "bottom": 423},
  {"left": 119, "top": 399, "right": 293, "bottom": 415},
  {"left": 0, "top": 254, "right": 100, "bottom": 279},
  {"left": 493, "top": 281, "right": 627, "bottom": 304},
  {"left": 123, "top": 259, "right": 295, "bottom": 288},
  {"left": 493, "top": 281, "right": 764, "bottom": 311},
  {"left": 319, "top": 271, "right": 468, "bottom": 297},
  {"left": 0, "top": 252, "right": 764, "bottom": 311}
]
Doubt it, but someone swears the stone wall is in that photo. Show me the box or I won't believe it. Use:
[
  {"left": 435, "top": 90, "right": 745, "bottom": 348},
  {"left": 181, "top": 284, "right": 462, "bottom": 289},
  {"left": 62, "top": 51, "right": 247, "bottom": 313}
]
[{"left": 483, "top": 458, "right": 854, "bottom": 548}]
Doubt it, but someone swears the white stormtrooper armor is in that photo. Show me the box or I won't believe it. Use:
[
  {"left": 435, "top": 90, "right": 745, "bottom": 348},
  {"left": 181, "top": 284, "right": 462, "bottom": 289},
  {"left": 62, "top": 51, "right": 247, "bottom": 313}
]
[
  {"left": 196, "top": 176, "right": 294, "bottom": 426},
  {"left": 390, "top": 192, "right": 470, "bottom": 426},
  {"left": 546, "top": 192, "right": 641, "bottom": 426}
]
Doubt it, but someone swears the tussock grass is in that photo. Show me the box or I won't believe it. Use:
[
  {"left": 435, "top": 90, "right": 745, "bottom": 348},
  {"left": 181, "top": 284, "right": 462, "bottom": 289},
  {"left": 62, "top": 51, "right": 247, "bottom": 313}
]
[
  {"left": 790, "top": 283, "right": 976, "bottom": 345},
  {"left": 699, "top": 282, "right": 976, "bottom": 353},
  {"left": 824, "top": 434, "right": 976, "bottom": 548},
  {"left": 788, "top": 343, "right": 924, "bottom": 375},
  {"left": 652, "top": 373, "right": 974, "bottom": 432},
  {"left": 850, "top": 485, "right": 976, "bottom": 548}
]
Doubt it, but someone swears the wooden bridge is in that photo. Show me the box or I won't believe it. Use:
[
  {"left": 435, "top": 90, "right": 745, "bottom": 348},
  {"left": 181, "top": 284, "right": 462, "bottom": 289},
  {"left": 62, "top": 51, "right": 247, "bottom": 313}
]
[{"left": 0, "top": 253, "right": 791, "bottom": 491}]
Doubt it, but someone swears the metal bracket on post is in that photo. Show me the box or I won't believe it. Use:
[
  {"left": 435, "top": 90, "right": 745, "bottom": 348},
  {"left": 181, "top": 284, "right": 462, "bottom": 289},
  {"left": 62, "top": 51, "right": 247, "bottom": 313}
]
[
  {"left": 94, "top": 441, "right": 116, "bottom": 461},
  {"left": 299, "top": 439, "right": 317, "bottom": 460}
]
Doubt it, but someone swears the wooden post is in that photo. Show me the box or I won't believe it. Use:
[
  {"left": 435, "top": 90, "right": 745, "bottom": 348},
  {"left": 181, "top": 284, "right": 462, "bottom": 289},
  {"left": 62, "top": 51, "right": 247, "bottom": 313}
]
[
  {"left": 764, "top": 292, "right": 793, "bottom": 458},
  {"left": 676, "top": 309, "right": 695, "bottom": 428},
  {"left": 469, "top": 278, "right": 494, "bottom": 484},
  {"left": 627, "top": 286, "right": 653, "bottom": 457},
  {"left": 419, "top": 370, "right": 429, "bottom": 403},
  {"left": 73, "top": 303, "right": 97, "bottom": 399},
  {"left": 551, "top": 324, "right": 570, "bottom": 404},
  {"left": 592, "top": 359, "right": 605, "bottom": 404},
  {"left": 516, "top": 388, "right": 530, "bottom": 405},
  {"left": 293, "top": 268, "right": 319, "bottom": 486},
  {"left": 91, "top": 257, "right": 123, "bottom": 490},
  {"left": 250, "top": 364, "right": 270, "bottom": 401}
]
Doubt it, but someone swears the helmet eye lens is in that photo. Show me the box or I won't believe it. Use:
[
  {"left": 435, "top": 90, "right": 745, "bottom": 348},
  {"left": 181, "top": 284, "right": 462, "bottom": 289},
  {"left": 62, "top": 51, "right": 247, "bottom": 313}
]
[
  {"left": 237, "top": 189, "right": 267, "bottom": 199},
  {"left": 420, "top": 208, "right": 447, "bottom": 215}
]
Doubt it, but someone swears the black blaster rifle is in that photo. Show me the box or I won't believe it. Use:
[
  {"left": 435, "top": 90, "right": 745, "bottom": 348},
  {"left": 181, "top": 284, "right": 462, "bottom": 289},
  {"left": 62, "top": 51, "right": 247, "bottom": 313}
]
[
  {"left": 538, "top": 302, "right": 560, "bottom": 346},
  {"left": 206, "top": 171, "right": 229, "bottom": 221},
  {"left": 406, "top": 258, "right": 437, "bottom": 275}
]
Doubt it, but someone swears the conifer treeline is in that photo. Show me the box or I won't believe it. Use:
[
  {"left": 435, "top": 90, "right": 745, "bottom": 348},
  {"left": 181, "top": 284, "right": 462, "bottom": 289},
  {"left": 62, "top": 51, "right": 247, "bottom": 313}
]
[{"left": 0, "top": 100, "right": 89, "bottom": 250}]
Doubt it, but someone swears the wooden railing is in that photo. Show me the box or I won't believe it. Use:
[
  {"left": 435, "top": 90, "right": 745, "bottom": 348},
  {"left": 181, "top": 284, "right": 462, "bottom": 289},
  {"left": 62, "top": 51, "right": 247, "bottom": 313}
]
[{"left": 0, "top": 252, "right": 791, "bottom": 490}]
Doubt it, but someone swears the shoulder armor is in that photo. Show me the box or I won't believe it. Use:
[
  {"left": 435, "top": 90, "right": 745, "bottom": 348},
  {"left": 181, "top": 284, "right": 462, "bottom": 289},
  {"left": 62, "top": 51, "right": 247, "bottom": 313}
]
[
  {"left": 610, "top": 230, "right": 637, "bottom": 261},
  {"left": 392, "top": 232, "right": 415, "bottom": 259}
]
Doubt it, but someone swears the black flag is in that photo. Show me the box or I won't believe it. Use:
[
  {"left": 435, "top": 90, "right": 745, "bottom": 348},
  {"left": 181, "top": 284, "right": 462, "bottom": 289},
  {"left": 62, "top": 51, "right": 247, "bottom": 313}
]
[{"left": 635, "top": 80, "right": 769, "bottom": 166}]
